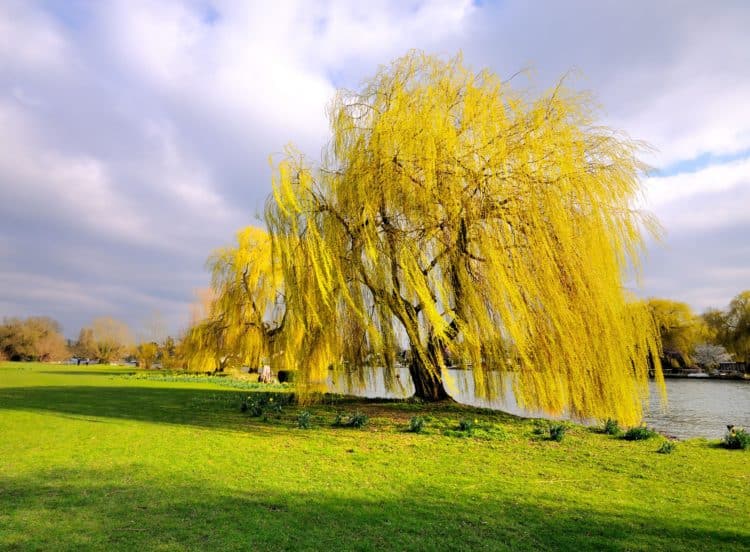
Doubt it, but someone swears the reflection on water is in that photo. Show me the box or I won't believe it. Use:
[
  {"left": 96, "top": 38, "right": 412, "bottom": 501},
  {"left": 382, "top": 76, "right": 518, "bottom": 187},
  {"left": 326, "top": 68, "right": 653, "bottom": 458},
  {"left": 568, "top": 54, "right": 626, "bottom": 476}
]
[
  {"left": 328, "top": 367, "right": 750, "bottom": 439},
  {"left": 328, "top": 367, "right": 560, "bottom": 418},
  {"left": 327, "top": 366, "right": 414, "bottom": 399}
]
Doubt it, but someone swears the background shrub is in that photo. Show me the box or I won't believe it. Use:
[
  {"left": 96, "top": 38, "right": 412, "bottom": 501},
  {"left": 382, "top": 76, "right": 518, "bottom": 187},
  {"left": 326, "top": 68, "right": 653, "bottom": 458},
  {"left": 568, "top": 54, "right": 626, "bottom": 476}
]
[
  {"left": 349, "top": 411, "right": 368, "bottom": 428},
  {"left": 240, "top": 392, "right": 289, "bottom": 418},
  {"left": 549, "top": 423, "right": 567, "bottom": 442},
  {"left": 408, "top": 416, "right": 425, "bottom": 433},
  {"left": 458, "top": 419, "right": 475, "bottom": 434},
  {"left": 603, "top": 418, "right": 620, "bottom": 435},
  {"left": 277, "top": 370, "right": 297, "bottom": 383},
  {"left": 333, "top": 411, "right": 369, "bottom": 428},
  {"left": 657, "top": 440, "right": 676, "bottom": 454},
  {"left": 297, "top": 410, "right": 312, "bottom": 429},
  {"left": 623, "top": 426, "right": 658, "bottom": 441},
  {"left": 722, "top": 428, "right": 750, "bottom": 450}
]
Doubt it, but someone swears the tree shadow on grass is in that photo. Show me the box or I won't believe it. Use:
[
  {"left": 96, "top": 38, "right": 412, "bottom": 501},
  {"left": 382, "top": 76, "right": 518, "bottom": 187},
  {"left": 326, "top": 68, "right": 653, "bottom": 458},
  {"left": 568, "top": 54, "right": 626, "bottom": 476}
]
[
  {"left": 0, "top": 467, "right": 746, "bottom": 551},
  {"left": 0, "top": 385, "right": 260, "bottom": 432},
  {"left": 38, "top": 370, "right": 137, "bottom": 376},
  {"left": 0, "top": 384, "right": 530, "bottom": 433},
  {"left": 0, "top": 387, "right": 516, "bottom": 442}
]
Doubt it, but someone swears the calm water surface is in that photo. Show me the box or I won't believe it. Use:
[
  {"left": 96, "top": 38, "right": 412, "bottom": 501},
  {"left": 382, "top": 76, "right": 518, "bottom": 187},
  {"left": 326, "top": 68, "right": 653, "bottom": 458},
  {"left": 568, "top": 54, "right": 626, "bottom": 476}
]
[
  {"left": 644, "top": 379, "right": 750, "bottom": 440},
  {"left": 328, "top": 368, "right": 749, "bottom": 439}
]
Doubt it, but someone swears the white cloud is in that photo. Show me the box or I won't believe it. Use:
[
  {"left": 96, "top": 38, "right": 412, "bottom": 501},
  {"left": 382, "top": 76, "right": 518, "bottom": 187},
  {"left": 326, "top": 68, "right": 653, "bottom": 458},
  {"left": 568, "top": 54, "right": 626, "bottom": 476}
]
[
  {"left": 0, "top": 271, "right": 194, "bottom": 337},
  {"left": 1, "top": 0, "right": 748, "bottom": 332},
  {"left": 93, "top": 0, "right": 475, "bottom": 153},
  {"left": 0, "top": 102, "right": 153, "bottom": 245},
  {"left": 595, "top": 6, "right": 750, "bottom": 167},
  {"left": 0, "top": 1, "right": 70, "bottom": 72},
  {"left": 644, "top": 157, "right": 750, "bottom": 231},
  {"left": 306, "top": 0, "right": 474, "bottom": 66},
  {"left": 456, "top": 1, "right": 750, "bottom": 168},
  {"left": 611, "top": 75, "right": 750, "bottom": 168},
  {"left": 142, "top": 120, "right": 233, "bottom": 216},
  {"left": 0, "top": 272, "right": 115, "bottom": 313}
]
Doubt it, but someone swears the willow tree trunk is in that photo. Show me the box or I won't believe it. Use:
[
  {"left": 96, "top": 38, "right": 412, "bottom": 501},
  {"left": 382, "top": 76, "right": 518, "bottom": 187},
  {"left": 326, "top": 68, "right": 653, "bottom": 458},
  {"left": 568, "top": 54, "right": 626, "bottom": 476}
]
[
  {"left": 408, "top": 352, "right": 449, "bottom": 401},
  {"left": 258, "top": 364, "right": 272, "bottom": 383}
]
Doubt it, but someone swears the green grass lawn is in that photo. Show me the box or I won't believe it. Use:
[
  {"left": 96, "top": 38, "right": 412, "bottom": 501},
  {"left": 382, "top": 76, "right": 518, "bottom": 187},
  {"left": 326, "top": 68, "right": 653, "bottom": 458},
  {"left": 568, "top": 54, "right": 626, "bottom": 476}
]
[{"left": 0, "top": 362, "right": 747, "bottom": 551}]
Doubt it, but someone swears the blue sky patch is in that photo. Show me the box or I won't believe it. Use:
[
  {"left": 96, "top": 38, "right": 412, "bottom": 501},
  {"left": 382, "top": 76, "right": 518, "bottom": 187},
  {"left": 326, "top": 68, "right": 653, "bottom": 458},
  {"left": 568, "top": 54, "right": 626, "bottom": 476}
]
[{"left": 656, "top": 149, "right": 750, "bottom": 177}]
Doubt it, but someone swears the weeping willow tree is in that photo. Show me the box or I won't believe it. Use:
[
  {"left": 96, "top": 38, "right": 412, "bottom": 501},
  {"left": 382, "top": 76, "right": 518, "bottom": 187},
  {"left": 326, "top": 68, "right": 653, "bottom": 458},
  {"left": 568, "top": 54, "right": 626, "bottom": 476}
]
[
  {"left": 265, "top": 51, "right": 663, "bottom": 424},
  {"left": 182, "top": 226, "right": 284, "bottom": 373},
  {"left": 646, "top": 298, "right": 705, "bottom": 365}
]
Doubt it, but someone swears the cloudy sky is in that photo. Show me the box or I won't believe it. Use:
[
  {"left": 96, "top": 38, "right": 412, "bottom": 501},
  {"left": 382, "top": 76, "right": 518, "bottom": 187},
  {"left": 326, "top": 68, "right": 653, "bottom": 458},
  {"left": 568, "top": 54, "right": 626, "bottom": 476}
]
[{"left": 1, "top": 0, "right": 749, "bottom": 338}]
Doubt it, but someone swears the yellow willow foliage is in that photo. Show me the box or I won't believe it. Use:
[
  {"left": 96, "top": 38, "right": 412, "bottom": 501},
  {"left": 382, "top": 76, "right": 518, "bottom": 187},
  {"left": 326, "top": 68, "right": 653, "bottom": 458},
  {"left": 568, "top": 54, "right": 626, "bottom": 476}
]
[
  {"left": 182, "top": 226, "right": 284, "bottom": 372},
  {"left": 646, "top": 298, "right": 706, "bottom": 362},
  {"left": 266, "top": 51, "right": 663, "bottom": 423}
]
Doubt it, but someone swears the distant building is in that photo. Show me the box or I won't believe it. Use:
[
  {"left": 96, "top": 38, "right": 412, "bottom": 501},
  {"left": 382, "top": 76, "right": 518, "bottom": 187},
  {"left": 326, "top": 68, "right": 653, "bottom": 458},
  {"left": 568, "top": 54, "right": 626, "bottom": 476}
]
[{"left": 718, "top": 361, "right": 748, "bottom": 375}]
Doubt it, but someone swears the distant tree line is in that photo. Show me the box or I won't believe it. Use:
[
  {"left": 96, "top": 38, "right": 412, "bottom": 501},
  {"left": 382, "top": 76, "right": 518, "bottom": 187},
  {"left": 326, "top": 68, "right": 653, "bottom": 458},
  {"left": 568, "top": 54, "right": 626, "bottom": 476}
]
[
  {"left": 0, "top": 317, "right": 68, "bottom": 362},
  {"left": 0, "top": 315, "right": 183, "bottom": 368},
  {"left": 646, "top": 290, "right": 750, "bottom": 372},
  {"left": 3, "top": 289, "right": 747, "bottom": 376}
]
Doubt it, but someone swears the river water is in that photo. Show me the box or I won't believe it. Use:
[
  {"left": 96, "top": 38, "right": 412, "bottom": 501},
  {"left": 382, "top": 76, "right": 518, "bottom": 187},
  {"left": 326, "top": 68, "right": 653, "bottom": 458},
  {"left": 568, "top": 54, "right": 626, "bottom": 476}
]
[
  {"left": 328, "top": 367, "right": 750, "bottom": 440},
  {"left": 643, "top": 379, "right": 750, "bottom": 440}
]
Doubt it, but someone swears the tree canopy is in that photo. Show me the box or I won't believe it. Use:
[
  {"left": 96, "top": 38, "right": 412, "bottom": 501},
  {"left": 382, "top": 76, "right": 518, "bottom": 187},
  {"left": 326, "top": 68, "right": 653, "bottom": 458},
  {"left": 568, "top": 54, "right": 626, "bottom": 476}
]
[
  {"left": 646, "top": 298, "right": 705, "bottom": 364},
  {"left": 703, "top": 290, "right": 750, "bottom": 365},
  {"left": 0, "top": 316, "right": 68, "bottom": 362},
  {"left": 75, "top": 317, "right": 133, "bottom": 364},
  {"left": 260, "top": 51, "right": 663, "bottom": 424},
  {"left": 182, "top": 226, "right": 283, "bottom": 372},
  {"left": 724, "top": 291, "right": 750, "bottom": 364}
]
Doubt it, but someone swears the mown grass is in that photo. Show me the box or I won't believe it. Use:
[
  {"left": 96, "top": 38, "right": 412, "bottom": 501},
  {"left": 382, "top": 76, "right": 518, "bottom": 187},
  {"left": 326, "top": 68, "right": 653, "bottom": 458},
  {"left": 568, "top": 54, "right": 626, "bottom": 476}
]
[{"left": 0, "top": 362, "right": 747, "bottom": 551}]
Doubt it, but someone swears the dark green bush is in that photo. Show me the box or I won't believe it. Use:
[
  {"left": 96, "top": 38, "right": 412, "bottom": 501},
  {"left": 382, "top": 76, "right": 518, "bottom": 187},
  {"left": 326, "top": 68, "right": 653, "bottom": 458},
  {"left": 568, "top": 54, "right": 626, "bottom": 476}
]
[
  {"left": 657, "top": 440, "right": 676, "bottom": 454},
  {"left": 333, "top": 411, "right": 369, "bottom": 428},
  {"left": 297, "top": 410, "right": 312, "bottom": 429},
  {"left": 408, "top": 416, "right": 425, "bottom": 433},
  {"left": 349, "top": 411, "right": 368, "bottom": 428},
  {"left": 458, "top": 419, "right": 475, "bottom": 434},
  {"left": 549, "top": 423, "right": 567, "bottom": 442},
  {"left": 277, "top": 370, "right": 297, "bottom": 383},
  {"left": 623, "top": 426, "right": 658, "bottom": 441},
  {"left": 603, "top": 418, "right": 620, "bottom": 435},
  {"left": 251, "top": 402, "right": 266, "bottom": 417},
  {"left": 722, "top": 428, "right": 750, "bottom": 450},
  {"left": 241, "top": 392, "right": 290, "bottom": 418}
]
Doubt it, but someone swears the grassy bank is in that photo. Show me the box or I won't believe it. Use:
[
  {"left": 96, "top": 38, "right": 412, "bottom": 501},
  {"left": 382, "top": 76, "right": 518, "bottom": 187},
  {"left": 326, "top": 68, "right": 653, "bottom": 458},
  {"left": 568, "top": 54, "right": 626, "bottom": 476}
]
[{"left": 0, "top": 362, "right": 747, "bottom": 551}]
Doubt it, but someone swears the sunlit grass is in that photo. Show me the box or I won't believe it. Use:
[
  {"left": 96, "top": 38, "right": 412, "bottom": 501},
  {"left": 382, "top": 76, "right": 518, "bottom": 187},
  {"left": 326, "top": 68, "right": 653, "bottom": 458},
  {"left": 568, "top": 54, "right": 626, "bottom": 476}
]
[{"left": 0, "top": 362, "right": 747, "bottom": 551}]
